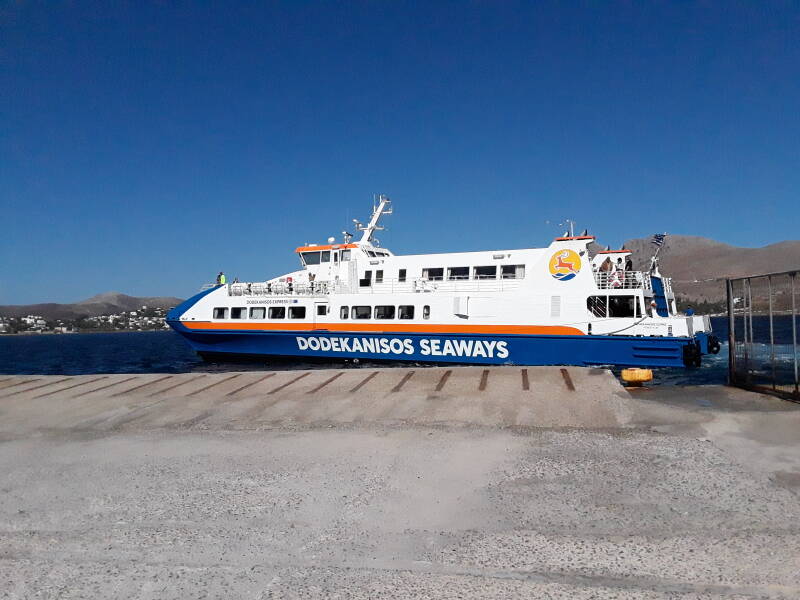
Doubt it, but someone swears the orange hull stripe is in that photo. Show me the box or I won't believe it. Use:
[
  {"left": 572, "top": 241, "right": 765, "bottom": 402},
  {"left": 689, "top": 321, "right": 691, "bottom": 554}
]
[
  {"left": 181, "top": 322, "right": 584, "bottom": 336},
  {"left": 295, "top": 243, "right": 359, "bottom": 253}
]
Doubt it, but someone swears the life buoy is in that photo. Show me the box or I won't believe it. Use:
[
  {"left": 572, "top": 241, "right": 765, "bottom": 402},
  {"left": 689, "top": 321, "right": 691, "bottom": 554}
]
[{"left": 610, "top": 271, "right": 622, "bottom": 288}]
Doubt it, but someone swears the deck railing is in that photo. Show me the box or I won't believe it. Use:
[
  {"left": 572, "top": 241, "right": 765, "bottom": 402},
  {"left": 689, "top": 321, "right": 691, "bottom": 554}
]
[
  {"left": 593, "top": 271, "right": 652, "bottom": 290},
  {"left": 663, "top": 277, "right": 674, "bottom": 295},
  {"left": 229, "top": 282, "right": 331, "bottom": 296},
  {"left": 202, "top": 276, "right": 526, "bottom": 297},
  {"left": 359, "top": 277, "right": 523, "bottom": 294}
]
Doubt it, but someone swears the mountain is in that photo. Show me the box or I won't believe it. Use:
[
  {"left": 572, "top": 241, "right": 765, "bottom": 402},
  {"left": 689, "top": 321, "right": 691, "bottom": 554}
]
[
  {"left": 0, "top": 292, "right": 184, "bottom": 320},
  {"left": 616, "top": 235, "right": 800, "bottom": 305}
]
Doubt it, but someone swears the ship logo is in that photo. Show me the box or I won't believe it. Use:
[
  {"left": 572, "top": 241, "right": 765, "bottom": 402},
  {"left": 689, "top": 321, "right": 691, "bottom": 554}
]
[{"left": 549, "top": 249, "right": 581, "bottom": 281}]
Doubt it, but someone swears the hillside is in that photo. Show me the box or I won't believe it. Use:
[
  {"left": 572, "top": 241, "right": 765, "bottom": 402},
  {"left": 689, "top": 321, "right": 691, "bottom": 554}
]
[
  {"left": 0, "top": 292, "right": 184, "bottom": 321},
  {"left": 617, "top": 235, "right": 800, "bottom": 305}
]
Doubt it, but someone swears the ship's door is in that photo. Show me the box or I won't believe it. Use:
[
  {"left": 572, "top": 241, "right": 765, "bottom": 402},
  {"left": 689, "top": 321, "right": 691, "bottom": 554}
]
[
  {"left": 330, "top": 250, "right": 341, "bottom": 291},
  {"left": 313, "top": 302, "right": 329, "bottom": 329}
]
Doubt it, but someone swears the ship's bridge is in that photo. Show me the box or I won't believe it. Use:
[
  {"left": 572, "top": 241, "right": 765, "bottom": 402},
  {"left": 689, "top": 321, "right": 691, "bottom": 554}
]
[
  {"left": 295, "top": 194, "right": 396, "bottom": 268},
  {"left": 295, "top": 243, "right": 394, "bottom": 267}
]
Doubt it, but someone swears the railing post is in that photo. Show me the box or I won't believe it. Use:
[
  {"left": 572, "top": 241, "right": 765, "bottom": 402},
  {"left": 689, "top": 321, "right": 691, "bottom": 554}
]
[
  {"left": 768, "top": 275, "right": 776, "bottom": 390},
  {"left": 747, "top": 278, "right": 754, "bottom": 384},
  {"left": 792, "top": 271, "right": 798, "bottom": 396},
  {"left": 742, "top": 279, "right": 749, "bottom": 381},
  {"left": 727, "top": 278, "right": 736, "bottom": 385}
]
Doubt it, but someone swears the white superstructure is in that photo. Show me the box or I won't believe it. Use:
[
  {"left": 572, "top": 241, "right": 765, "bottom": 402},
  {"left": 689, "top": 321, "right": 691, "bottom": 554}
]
[{"left": 169, "top": 196, "right": 718, "bottom": 367}]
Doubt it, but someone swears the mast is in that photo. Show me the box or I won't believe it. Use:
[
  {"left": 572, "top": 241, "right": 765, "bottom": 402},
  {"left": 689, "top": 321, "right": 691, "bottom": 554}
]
[
  {"left": 650, "top": 232, "right": 667, "bottom": 276},
  {"left": 355, "top": 195, "right": 393, "bottom": 243}
]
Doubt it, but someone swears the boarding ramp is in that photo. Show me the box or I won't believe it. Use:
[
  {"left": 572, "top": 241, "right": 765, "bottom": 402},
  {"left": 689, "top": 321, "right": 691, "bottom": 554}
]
[
  {"left": 0, "top": 366, "right": 631, "bottom": 435},
  {"left": 727, "top": 269, "right": 800, "bottom": 401}
]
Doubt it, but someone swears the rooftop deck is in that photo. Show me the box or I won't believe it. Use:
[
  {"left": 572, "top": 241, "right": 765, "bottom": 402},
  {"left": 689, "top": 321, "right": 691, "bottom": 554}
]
[{"left": 205, "top": 271, "right": 672, "bottom": 297}]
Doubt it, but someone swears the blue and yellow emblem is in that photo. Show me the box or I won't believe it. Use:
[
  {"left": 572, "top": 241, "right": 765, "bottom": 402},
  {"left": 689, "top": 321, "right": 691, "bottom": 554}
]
[{"left": 549, "top": 249, "right": 581, "bottom": 281}]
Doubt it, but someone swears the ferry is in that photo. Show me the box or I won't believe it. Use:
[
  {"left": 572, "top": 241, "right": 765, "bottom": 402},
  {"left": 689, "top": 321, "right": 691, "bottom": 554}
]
[{"left": 167, "top": 196, "right": 720, "bottom": 368}]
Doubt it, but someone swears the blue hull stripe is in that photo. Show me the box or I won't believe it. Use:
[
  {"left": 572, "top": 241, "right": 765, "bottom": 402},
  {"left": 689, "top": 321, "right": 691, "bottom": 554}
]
[{"left": 168, "top": 321, "right": 696, "bottom": 368}]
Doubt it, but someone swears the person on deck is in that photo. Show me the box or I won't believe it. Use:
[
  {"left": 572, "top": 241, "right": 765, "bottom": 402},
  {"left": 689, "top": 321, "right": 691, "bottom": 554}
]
[
  {"left": 611, "top": 258, "right": 625, "bottom": 288},
  {"left": 216, "top": 272, "right": 226, "bottom": 285},
  {"left": 610, "top": 259, "right": 624, "bottom": 288},
  {"left": 625, "top": 256, "right": 633, "bottom": 271},
  {"left": 686, "top": 306, "right": 695, "bottom": 316}
]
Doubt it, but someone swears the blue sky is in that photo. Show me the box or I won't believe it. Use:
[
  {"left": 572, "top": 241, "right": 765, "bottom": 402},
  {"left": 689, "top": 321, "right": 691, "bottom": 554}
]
[{"left": 2, "top": 2, "right": 799, "bottom": 304}]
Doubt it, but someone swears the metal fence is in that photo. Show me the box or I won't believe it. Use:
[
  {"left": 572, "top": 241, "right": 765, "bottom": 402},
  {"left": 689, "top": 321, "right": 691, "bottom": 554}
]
[{"left": 727, "top": 270, "right": 799, "bottom": 401}]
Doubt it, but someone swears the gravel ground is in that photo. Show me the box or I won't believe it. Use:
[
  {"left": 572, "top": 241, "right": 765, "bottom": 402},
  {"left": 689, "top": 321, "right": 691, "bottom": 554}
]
[{"left": 2, "top": 425, "right": 799, "bottom": 599}]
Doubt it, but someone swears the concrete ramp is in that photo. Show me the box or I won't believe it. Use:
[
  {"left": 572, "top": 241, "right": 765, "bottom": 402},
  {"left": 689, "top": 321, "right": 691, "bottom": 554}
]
[{"left": 0, "top": 366, "right": 630, "bottom": 434}]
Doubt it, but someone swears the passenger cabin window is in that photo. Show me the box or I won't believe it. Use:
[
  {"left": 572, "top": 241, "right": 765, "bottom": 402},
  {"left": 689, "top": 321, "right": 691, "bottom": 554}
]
[
  {"left": 586, "top": 296, "right": 608, "bottom": 318},
  {"left": 316, "top": 305, "right": 328, "bottom": 316},
  {"left": 374, "top": 305, "right": 395, "bottom": 319},
  {"left": 341, "top": 250, "right": 351, "bottom": 261},
  {"left": 269, "top": 306, "right": 285, "bottom": 319},
  {"left": 423, "top": 268, "right": 444, "bottom": 281},
  {"left": 321, "top": 251, "right": 330, "bottom": 263},
  {"left": 213, "top": 307, "right": 228, "bottom": 319},
  {"left": 352, "top": 306, "right": 371, "bottom": 319},
  {"left": 231, "top": 307, "right": 247, "bottom": 319},
  {"left": 289, "top": 306, "right": 306, "bottom": 319},
  {"left": 340, "top": 306, "right": 348, "bottom": 319},
  {"left": 360, "top": 270, "right": 372, "bottom": 288},
  {"left": 474, "top": 265, "right": 497, "bottom": 279},
  {"left": 376, "top": 270, "right": 384, "bottom": 283},
  {"left": 608, "top": 296, "right": 637, "bottom": 318},
  {"left": 447, "top": 267, "right": 469, "bottom": 280},
  {"left": 249, "top": 307, "right": 266, "bottom": 319},
  {"left": 398, "top": 269, "right": 407, "bottom": 282},
  {"left": 423, "top": 305, "right": 431, "bottom": 319},
  {"left": 501, "top": 264, "right": 525, "bottom": 279},
  {"left": 302, "top": 252, "right": 321, "bottom": 265},
  {"left": 398, "top": 305, "right": 414, "bottom": 319}
]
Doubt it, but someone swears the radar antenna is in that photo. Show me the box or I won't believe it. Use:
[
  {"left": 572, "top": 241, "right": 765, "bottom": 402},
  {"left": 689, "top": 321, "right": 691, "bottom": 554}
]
[{"left": 558, "top": 219, "right": 575, "bottom": 237}]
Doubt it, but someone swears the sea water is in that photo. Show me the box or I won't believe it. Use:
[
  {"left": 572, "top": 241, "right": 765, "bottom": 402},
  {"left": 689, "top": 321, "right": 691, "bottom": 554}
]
[{"left": 1, "top": 316, "right": 793, "bottom": 386}]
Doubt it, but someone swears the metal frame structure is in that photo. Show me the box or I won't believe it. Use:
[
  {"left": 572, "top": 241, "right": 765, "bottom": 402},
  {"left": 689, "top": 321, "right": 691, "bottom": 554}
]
[{"left": 727, "top": 269, "right": 799, "bottom": 401}]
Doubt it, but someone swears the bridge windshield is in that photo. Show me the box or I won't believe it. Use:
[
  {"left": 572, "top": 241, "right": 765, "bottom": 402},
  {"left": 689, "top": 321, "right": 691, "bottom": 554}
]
[{"left": 300, "top": 251, "right": 331, "bottom": 266}]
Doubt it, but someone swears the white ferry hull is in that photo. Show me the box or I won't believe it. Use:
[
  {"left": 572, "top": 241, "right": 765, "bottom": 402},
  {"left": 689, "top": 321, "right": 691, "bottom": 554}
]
[{"left": 169, "top": 318, "right": 710, "bottom": 368}]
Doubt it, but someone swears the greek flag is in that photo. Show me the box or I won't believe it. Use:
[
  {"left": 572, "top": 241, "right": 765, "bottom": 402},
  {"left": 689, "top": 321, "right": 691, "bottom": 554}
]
[{"left": 651, "top": 233, "right": 666, "bottom": 247}]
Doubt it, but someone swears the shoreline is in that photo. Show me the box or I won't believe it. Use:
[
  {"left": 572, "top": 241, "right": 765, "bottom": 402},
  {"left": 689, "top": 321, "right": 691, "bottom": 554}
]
[{"left": 0, "top": 329, "right": 171, "bottom": 337}]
